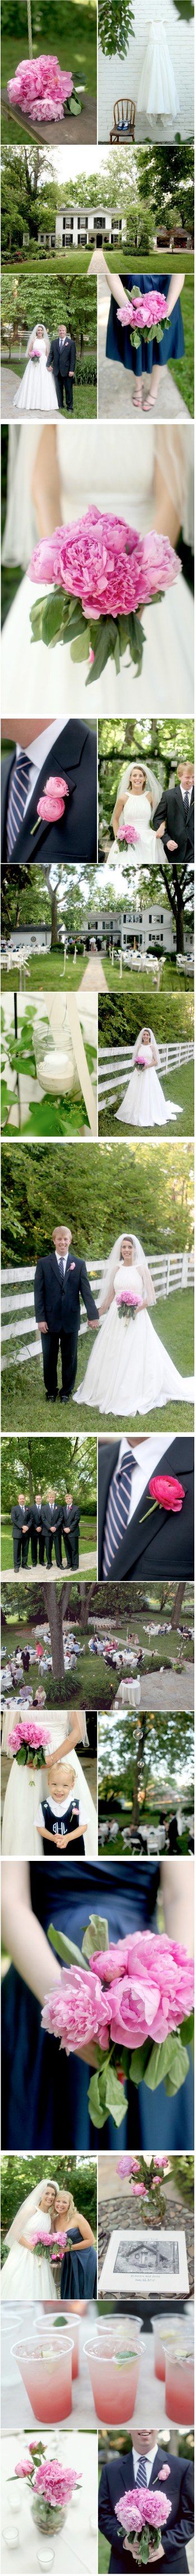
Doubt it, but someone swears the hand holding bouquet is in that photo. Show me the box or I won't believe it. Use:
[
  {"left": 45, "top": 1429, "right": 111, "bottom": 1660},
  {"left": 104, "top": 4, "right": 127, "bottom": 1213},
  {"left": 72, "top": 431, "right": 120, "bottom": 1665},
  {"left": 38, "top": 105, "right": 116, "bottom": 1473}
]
[
  {"left": 115, "top": 2485, "right": 171, "bottom": 2564},
  {"left": 30, "top": 2224, "right": 71, "bottom": 2262},
  {"left": 116, "top": 1285, "right": 143, "bottom": 1325},
  {"left": 7, "top": 1716, "right": 52, "bottom": 1766},
  {"left": 29, "top": 504, "right": 181, "bottom": 688},
  {"left": 117, "top": 292, "right": 167, "bottom": 349},
  {"left": 41, "top": 1913, "right": 194, "bottom": 2130}
]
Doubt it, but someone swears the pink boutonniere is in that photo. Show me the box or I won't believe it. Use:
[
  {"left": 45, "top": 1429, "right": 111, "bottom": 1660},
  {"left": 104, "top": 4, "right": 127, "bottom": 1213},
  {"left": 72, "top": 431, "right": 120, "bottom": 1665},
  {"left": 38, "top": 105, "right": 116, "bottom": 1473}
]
[
  {"left": 69, "top": 1263, "right": 76, "bottom": 1271},
  {"left": 139, "top": 1474, "right": 185, "bottom": 1525},
  {"left": 157, "top": 2468, "right": 170, "bottom": 2482},
  {"left": 31, "top": 774, "right": 69, "bottom": 835}
]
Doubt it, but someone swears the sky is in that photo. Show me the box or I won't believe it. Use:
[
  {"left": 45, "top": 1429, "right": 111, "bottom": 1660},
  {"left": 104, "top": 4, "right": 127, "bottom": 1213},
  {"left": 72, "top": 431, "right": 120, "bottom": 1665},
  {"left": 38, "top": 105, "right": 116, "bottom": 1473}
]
[{"left": 40, "top": 146, "right": 117, "bottom": 187}]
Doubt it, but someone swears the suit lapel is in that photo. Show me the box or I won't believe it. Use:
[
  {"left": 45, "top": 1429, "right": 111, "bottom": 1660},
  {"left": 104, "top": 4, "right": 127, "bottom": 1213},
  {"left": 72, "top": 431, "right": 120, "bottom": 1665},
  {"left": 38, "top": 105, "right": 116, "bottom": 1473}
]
[
  {"left": 101, "top": 1438, "right": 192, "bottom": 1579},
  {"left": 5, "top": 725, "right": 89, "bottom": 864}
]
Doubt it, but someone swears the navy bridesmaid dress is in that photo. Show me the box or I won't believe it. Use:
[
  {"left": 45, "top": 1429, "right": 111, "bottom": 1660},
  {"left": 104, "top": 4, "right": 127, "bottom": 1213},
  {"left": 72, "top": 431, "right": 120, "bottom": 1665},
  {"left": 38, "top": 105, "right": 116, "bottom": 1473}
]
[
  {"left": 1, "top": 1862, "right": 193, "bottom": 2150},
  {"left": 60, "top": 2225, "right": 97, "bottom": 2299},
  {"left": 106, "top": 272, "right": 184, "bottom": 379}
]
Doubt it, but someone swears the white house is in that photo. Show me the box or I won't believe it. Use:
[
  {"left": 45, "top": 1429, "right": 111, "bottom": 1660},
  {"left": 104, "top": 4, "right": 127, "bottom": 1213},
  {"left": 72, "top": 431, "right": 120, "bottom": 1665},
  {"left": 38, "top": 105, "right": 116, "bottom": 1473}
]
[
  {"left": 36, "top": 204, "right": 127, "bottom": 253},
  {"left": 86, "top": 903, "right": 194, "bottom": 956}
]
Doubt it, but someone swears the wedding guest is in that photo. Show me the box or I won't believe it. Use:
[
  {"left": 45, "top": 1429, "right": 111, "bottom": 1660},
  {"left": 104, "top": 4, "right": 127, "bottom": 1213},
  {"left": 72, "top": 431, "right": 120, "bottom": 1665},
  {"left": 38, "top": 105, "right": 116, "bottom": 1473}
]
[{"left": 35, "top": 1758, "right": 87, "bottom": 1855}]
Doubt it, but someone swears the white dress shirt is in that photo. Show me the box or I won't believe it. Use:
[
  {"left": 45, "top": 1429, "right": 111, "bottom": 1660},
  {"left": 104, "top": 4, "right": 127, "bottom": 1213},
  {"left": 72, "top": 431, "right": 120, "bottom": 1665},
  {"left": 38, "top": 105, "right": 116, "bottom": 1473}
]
[
  {"left": 132, "top": 2444, "right": 158, "bottom": 2486},
  {"left": 115, "top": 1434, "right": 174, "bottom": 1529},
  {"left": 16, "top": 721, "right": 66, "bottom": 817},
  {"left": 179, "top": 783, "right": 193, "bottom": 804}
]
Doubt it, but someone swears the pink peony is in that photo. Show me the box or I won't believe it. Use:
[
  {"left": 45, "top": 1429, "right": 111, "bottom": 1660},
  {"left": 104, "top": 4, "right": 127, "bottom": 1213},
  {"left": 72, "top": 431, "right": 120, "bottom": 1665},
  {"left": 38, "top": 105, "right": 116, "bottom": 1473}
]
[
  {"left": 115, "top": 2487, "right": 171, "bottom": 2534},
  {"left": 8, "top": 56, "right": 73, "bottom": 121},
  {"left": 15, "top": 2459, "right": 33, "bottom": 2478},
  {"left": 41, "top": 1964, "right": 110, "bottom": 2053},
  {"left": 8, "top": 1717, "right": 50, "bottom": 1754},
  {"left": 90, "top": 1931, "right": 194, "bottom": 2045},
  {"left": 118, "top": 822, "right": 139, "bottom": 844},
  {"left": 117, "top": 293, "right": 167, "bottom": 330},
  {"left": 29, "top": 506, "right": 180, "bottom": 624},
  {"left": 34, "top": 2462, "right": 81, "bottom": 2504}
]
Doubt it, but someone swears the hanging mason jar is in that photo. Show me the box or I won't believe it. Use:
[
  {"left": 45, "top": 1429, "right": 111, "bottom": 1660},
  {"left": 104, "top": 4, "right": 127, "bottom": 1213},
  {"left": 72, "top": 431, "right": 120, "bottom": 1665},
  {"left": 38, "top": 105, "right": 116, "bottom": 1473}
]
[{"left": 35, "top": 1004, "right": 81, "bottom": 1099}]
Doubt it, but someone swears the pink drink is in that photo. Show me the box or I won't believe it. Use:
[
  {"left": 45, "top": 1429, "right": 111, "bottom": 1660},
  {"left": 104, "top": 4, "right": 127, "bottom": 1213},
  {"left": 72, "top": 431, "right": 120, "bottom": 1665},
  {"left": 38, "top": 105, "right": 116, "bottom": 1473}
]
[
  {"left": 70, "top": 2321, "right": 79, "bottom": 2379},
  {"left": 88, "top": 2348, "right": 140, "bottom": 2425},
  {"left": 154, "top": 2334, "right": 166, "bottom": 2384},
  {"left": 14, "top": 2338, "right": 73, "bottom": 2425},
  {"left": 165, "top": 2354, "right": 194, "bottom": 2427}
]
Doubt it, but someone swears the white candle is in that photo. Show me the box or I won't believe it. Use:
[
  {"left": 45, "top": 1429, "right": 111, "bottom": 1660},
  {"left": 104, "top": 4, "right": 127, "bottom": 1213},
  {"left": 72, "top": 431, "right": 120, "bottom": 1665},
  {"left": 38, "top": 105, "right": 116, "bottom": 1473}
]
[{"left": 37, "top": 1049, "right": 80, "bottom": 1098}]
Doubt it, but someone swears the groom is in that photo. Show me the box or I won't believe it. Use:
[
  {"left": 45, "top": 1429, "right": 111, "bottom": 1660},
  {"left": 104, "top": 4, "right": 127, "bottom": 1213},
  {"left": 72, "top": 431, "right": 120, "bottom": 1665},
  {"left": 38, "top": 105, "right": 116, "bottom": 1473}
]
[
  {"left": 98, "top": 1434, "right": 194, "bottom": 1579},
  {"left": 153, "top": 760, "right": 194, "bottom": 859},
  {"left": 34, "top": 1222, "right": 100, "bottom": 1404},
  {"left": 46, "top": 322, "right": 76, "bottom": 413}
]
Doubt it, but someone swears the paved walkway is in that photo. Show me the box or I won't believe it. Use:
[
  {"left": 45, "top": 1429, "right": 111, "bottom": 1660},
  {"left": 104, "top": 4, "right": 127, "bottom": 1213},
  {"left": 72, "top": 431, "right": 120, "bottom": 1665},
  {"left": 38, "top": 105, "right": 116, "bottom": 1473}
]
[
  {"left": 139, "top": 1665, "right": 194, "bottom": 1712},
  {"left": 98, "top": 277, "right": 190, "bottom": 420},
  {"left": 80, "top": 955, "right": 107, "bottom": 989},
  {"left": 2, "top": 1550, "right": 97, "bottom": 1580}
]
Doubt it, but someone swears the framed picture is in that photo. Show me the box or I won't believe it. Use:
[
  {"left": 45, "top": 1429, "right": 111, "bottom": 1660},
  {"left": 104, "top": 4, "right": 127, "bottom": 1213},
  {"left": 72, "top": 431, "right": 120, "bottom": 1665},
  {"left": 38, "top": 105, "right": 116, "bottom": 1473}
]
[{"left": 98, "top": 2228, "right": 189, "bottom": 2298}]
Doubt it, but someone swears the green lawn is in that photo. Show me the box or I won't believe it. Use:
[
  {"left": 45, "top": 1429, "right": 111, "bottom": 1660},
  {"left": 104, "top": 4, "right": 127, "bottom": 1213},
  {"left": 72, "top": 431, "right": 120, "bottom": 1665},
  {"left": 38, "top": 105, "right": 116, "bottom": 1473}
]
[
  {"left": 97, "top": 959, "right": 194, "bottom": 999},
  {"left": 1, "top": 1512, "right": 97, "bottom": 1572},
  {"left": 98, "top": 1059, "right": 194, "bottom": 1137},
  {"left": 1, "top": 956, "right": 89, "bottom": 994},
  {"left": 1, "top": 1287, "right": 194, "bottom": 1434},
  {"left": 2, "top": 956, "right": 194, "bottom": 1001},
  {"left": 2, "top": 1614, "right": 193, "bottom": 1712},
  {"left": 1, "top": 0, "right": 97, "bottom": 141}
]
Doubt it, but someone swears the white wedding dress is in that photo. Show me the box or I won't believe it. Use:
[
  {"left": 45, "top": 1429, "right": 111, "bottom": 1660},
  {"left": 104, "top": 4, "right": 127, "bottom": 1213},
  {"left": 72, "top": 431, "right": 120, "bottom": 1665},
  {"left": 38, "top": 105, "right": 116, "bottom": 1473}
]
[
  {"left": 113, "top": 788, "right": 157, "bottom": 864},
  {"left": 137, "top": 20, "right": 180, "bottom": 125},
  {"left": 116, "top": 1039, "right": 181, "bottom": 1127},
  {"left": 1, "top": 2210, "right": 55, "bottom": 2302},
  {"left": 13, "top": 334, "right": 59, "bottom": 417},
  {"left": 2, "top": 1712, "right": 97, "bottom": 1856},
  {"left": 74, "top": 1260, "right": 194, "bottom": 1416},
  {"left": 2, "top": 422, "right": 194, "bottom": 716}
]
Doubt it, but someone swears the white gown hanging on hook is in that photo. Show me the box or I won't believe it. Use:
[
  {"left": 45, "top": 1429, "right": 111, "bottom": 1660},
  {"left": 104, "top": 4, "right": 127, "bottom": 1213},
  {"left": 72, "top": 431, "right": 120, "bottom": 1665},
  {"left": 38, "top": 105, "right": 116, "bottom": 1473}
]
[{"left": 137, "top": 21, "right": 180, "bottom": 126}]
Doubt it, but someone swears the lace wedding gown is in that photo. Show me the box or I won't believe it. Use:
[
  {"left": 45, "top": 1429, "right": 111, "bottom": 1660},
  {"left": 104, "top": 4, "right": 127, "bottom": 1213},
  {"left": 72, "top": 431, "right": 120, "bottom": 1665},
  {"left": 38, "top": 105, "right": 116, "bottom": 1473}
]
[
  {"left": 1, "top": 2209, "right": 55, "bottom": 2302},
  {"left": 116, "top": 1039, "right": 181, "bottom": 1128},
  {"left": 2, "top": 1712, "right": 96, "bottom": 1856},
  {"left": 2, "top": 422, "right": 193, "bottom": 716},
  {"left": 113, "top": 787, "right": 157, "bottom": 863},
  {"left": 74, "top": 1260, "right": 194, "bottom": 1415},
  {"left": 137, "top": 20, "right": 180, "bottom": 125},
  {"left": 13, "top": 334, "right": 59, "bottom": 416}
]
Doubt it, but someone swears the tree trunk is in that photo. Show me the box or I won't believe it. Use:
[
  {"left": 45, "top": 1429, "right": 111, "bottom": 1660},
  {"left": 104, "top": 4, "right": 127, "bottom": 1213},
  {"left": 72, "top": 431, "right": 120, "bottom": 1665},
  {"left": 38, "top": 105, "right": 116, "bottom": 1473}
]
[
  {"left": 171, "top": 1579, "right": 186, "bottom": 1630},
  {"left": 175, "top": 887, "right": 185, "bottom": 955},
  {"left": 131, "top": 1713, "right": 147, "bottom": 1831},
  {"left": 27, "top": 1439, "right": 34, "bottom": 1502},
  {"left": 50, "top": 888, "right": 58, "bottom": 948},
  {"left": 77, "top": 1581, "right": 97, "bottom": 1630},
  {"left": 43, "top": 1581, "right": 65, "bottom": 1678}
]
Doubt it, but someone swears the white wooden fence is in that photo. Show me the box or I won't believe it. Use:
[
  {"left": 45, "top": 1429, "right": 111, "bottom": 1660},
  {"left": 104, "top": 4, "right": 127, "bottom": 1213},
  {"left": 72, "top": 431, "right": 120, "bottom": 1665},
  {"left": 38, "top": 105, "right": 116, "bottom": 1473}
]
[
  {"left": 99, "top": 1038, "right": 194, "bottom": 1112},
  {"left": 1, "top": 1249, "right": 194, "bottom": 1371}
]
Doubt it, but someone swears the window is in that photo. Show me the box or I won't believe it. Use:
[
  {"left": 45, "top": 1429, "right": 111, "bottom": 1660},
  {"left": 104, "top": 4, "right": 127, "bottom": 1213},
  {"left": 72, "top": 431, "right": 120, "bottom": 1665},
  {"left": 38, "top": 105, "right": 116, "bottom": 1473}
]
[{"left": 149, "top": 912, "right": 152, "bottom": 922}]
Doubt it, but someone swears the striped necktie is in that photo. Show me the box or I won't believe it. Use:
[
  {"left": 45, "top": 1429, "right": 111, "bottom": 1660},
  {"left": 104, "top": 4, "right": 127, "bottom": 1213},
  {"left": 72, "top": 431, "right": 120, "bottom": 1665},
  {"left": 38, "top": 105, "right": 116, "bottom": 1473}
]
[
  {"left": 102, "top": 1449, "right": 137, "bottom": 1578},
  {"left": 7, "top": 754, "right": 32, "bottom": 857},
  {"left": 136, "top": 2459, "right": 147, "bottom": 2488}
]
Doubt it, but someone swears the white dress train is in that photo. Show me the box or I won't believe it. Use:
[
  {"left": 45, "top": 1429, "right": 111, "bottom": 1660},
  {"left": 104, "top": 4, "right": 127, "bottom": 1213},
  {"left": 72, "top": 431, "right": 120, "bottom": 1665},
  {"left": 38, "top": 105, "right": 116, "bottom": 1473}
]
[
  {"left": 13, "top": 336, "right": 59, "bottom": 416},
  {"left": 137, "top": 21, "right": 180, "bottom": 125},
  {"left": 1, "top": 422, "right": 194, "bottom": 717},
  {"left": 1, "top": 2210, "right": 55, "bottom": 2302},
  {"left": 116, "top": 1041, "right": 181, "bottom": 1127},
  {"left": 73, "top": 1261, "right": 194, "bottom": 1416}
]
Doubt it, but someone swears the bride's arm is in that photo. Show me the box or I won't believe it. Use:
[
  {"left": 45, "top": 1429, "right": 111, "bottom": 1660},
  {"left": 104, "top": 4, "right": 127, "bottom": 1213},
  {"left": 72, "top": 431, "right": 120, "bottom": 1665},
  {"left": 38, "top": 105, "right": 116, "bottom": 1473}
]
[
  {"left": 112, "top": 791, "right": 128, "bottom": 834},
  {"left": 47, "top": 1717, "right": 84, "bottom": 1770},
  {"left": 1, "top": 1860, "right": 62, "bottom": 2006},
  {"left": 153, "top": 430, "right": 187, "bottom": 549},
  {"left": 98, "top": 1287, "right": 115, "bottom": 1313},
  {"left": 31, "top": 428, "right": 62, "bottom": 539}
]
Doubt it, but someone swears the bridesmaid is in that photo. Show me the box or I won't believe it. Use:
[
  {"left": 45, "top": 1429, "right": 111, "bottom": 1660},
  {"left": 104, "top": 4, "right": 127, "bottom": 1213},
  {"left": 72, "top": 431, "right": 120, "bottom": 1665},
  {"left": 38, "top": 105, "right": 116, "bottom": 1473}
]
[
  {"left": 1, "top": 1857, "right": 194, "bottom": 2152},
  {"left": 55, "top": 2187, "right": 97, "bottom": 2298},
  {"left": 89, "top": 246, "right": 185, "bottom": 412}
]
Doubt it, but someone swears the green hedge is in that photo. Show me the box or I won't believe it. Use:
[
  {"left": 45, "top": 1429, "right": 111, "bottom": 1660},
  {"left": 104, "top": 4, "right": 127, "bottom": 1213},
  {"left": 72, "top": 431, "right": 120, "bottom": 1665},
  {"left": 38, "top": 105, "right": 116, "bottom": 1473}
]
[{"left": 98, "top": 990, "right": 194, "bottom": 1044}]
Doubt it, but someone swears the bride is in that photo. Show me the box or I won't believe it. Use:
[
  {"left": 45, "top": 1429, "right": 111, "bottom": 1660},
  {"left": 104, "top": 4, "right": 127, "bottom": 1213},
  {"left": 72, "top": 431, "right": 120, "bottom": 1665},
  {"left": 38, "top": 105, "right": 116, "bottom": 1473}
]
[
  {"left": 13, "top": 325, "right": 59, "bottom": 417},
  {"left": 116, "top": 1025, "right": 182, "bottom": 1129},
  {"left": 1, "top": 1710, "right": 96, "bottom": 1856},
  {"left": 111, "top": 756, "right": 158, "bottom": 860},
  {"left": 1, "top": 420, "right": 194, "bottom": 715},
  {"left": 73, "top": 1231, "right": 194, "bottom": 1416},
  {"left": 1, "top": 2177, "right": 60, "bottom": 2301}
]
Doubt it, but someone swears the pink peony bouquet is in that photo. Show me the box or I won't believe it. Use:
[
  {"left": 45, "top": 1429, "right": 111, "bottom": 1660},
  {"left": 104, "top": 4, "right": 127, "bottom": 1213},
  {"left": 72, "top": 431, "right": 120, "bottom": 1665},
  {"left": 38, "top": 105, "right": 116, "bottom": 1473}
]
[
  {"left": 118, "top": 821, "right": 139, "bottom": 845},
  {"left": 116, "top": 1284, "right": 143, "bottom": 1326},
  {"left": 41, "top": 1914, "right": 194, "bottom": 2131},
  {"left": 30, "top": 2223, "right": 68, "bottom": 2261},
  {"left": 115, "top": 2484, "right": 171, "bottom": 2563},
  {"left": 117, "top": 291, "right": 167, "bottom": 350},
  {"left": 29, "top": 504, "right": 180, "bottom": 687},
  {"left": 12, "top": 2446, "right": 82, "bottom": 2530},
  {"left": 7, "top": 56, "right": 75, "bottom": 124},
  {"left": 116, "top": 2149, "right": 171, "bottom": 2217},
  {"left": 7, "top": 1716, "right": 51, "bottom": 1767}
]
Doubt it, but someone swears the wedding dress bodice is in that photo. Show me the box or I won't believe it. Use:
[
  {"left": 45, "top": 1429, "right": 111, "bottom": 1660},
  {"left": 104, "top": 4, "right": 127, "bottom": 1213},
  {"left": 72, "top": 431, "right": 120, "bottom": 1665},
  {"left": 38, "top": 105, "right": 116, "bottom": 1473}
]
[
  {"left": 123, "top": 791, "right": 152, "bottom": 836},
  {"left": 114, "top": 1261, "right": 144, "bottom": 1302},
  {"left": 136, "top": 1044, "right": 153, "bottom": 1064}
]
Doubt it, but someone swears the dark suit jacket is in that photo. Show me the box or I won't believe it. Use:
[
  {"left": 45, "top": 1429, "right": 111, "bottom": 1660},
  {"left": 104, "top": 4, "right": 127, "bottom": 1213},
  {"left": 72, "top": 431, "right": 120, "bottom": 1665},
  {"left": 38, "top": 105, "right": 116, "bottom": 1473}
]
[
  {"left": 1, "top": 721, "right": 97, "bottom": 868},
  {"left": 99, "top": 2446, "right": 194, "bottom": 2572},
  {"left": 41, "top": 1500, "right": 63, "bottom": 1533},
  {"left": 11, "top": 1503, "right": 31, "bottom": 1532},
  {"left": 62, "top": 1499, "right": 81, "bottom": 1531},
  {"left": 153, "top": 782, "right": 194, "bottom": 859},
  {"left": 98, "top": 1436, "right": 194, "bottom": 1580},
  {"left": 46, "top": 334, "right": 76, "bottom": 380},
  {"left": 34, "top": 1247, "right": 99, "bottom": 1337},
  {"left": 31, "top": 1502, "right": 43, "bottom": 1530}
]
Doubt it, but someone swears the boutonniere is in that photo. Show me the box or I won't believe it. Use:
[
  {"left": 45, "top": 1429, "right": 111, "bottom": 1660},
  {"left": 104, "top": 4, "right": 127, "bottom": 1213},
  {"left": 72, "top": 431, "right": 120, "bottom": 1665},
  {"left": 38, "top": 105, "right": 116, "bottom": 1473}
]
[
  {"left": 139, "top": 1474, "right": 185, "bottom": 1525},
  {"left": 31, "top": 775, "right": 69, "bottom": 835},
  {"left": 69, "top": 1263, "right": 76, "bottom": 1271}
]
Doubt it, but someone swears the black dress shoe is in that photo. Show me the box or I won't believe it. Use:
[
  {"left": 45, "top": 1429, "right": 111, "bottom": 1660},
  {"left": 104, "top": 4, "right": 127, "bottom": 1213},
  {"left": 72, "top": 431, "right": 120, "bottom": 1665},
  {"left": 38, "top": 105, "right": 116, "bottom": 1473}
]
[
  {"left": 45, "top": 1392, "right": 57, "bottom": 1403},
  {"left": 60, "top": 1391, "right": 70, "bottom": 1404}
]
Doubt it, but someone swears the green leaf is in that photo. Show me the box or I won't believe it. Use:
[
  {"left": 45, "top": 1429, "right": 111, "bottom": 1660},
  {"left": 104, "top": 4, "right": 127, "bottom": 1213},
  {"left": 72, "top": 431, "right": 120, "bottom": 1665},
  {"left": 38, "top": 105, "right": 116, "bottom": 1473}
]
[
  {"left": 48, "top": 1920, "right": 86, "bottom": 1970},
  {"left": 82, "top": 1912, "right": 109, "bottom": 1959},
  {"left": 71, "top": 628, "right": 91, "bottom": 662},
  {"left": 128, "top": 611, "right": 144, "bottom": 673},
  {"left": 130, "top": 328, "right": 141, "bottom": 347},
  {"left": 88, "top": 2070, "right": 106, "bottom": 2129},
  {"left": 86, "top": 618, "right": 116, "bottom": 687},
  {"left": 68, "top": 93, "right": 82, "bottom": 112},
  {"left": 143, "top": 2032, "right": 189, "bottom": 2094},
  {"left": 41, "top": 596, "right": 67, "bottom": 648},
  {"left": 130, "top": 2040, "right": 151, "bottom": 2086},
  {"left": 99, "top": 2060, "right": 128, "bottom": 2125},
  {"left": 179, "top": 2011, "right": 194, "bottom": 2044}
]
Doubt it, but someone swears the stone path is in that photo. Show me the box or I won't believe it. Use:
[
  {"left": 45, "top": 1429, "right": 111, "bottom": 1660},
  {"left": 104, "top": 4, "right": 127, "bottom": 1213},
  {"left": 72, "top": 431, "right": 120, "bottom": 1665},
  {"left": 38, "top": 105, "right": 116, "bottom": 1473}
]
[
  {"left": 98, "top": 277, "right": 190, "bottom": 420},
  {"left": 80, "top": 955, "right": 107, "bottom": 989},
  {"left": 139, "top": 1666, "right": 194, "bottom": 1712}
]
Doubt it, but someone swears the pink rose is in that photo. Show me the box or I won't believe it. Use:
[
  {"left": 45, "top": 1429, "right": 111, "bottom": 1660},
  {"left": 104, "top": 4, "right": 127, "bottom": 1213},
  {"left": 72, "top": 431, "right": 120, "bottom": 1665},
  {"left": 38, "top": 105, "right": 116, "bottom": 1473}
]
[
  {"left": 148, "top": 1474, "right": 185, "bottom": 1514},
  {"left": 41, "top": 1965, "right": 110, "bottom": 2053},
  {"left": 37, "top": 794, "right": 65, "bottom": 822}
]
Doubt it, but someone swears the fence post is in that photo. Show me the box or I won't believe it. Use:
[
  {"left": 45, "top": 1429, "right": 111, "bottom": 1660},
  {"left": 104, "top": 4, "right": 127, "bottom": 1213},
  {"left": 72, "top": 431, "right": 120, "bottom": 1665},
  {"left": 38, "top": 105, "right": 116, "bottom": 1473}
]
[{"left": 181, "top": 1251, "right": 188, "bottom": 1289}]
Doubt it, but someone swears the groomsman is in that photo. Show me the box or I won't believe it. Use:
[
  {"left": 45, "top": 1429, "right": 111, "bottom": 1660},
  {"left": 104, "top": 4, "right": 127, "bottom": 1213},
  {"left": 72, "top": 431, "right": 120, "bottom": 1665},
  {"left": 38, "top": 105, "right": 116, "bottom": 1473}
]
[
  {"left": 30, "top": 1493, "right": 45, "bottom": 1568},
  {"left": 99, "top": 2432, "right": 194, "bottom": 2571},
  {"left": 40, "top": 1487, "right": 63, "bottom": 1567},
  {"left": 61, "top": 1492, "right": 81, "bottom": 1570},
  {"left": 11, "top": 1493, "right": 32, "bottom": 1570}
]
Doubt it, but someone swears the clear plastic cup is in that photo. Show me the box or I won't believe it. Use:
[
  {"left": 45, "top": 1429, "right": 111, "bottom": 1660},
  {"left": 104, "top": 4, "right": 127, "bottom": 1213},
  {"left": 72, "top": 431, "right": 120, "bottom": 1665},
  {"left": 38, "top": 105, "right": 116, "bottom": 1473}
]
[
  {"left": 12, "top": 2330, "right": 74, "bottom": 2425},
  {"left": 84, "top": 2325, "right": 143, "bottom": 2425},
  {"left": 164, "top": 2342, "right": 194, "bottom": 2426}
]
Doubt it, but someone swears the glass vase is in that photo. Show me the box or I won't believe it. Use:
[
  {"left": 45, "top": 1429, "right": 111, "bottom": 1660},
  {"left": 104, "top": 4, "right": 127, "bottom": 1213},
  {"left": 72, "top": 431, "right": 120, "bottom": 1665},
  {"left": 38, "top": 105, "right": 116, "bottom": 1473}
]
[{"left": 31, "top": 2498, "right": 68, "bottom": 2535}]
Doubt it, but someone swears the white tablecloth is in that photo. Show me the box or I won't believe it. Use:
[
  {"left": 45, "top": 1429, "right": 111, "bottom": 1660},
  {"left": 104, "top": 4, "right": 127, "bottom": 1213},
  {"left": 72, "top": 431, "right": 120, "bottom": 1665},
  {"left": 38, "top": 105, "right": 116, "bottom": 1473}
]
[{"left": 1, "top": 2430, "right": 97, "bottom": 2573}]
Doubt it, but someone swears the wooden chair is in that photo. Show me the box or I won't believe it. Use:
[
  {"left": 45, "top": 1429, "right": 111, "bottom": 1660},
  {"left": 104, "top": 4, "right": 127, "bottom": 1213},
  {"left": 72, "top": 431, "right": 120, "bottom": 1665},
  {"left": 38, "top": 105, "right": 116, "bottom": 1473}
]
[{"left": 110, "top": 96, "right": 136, "bottom": 141}]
